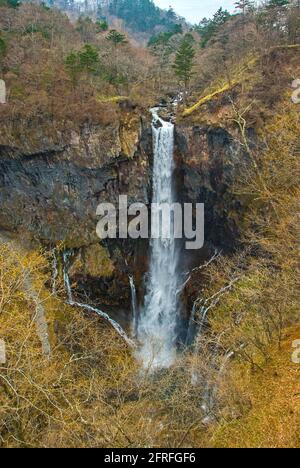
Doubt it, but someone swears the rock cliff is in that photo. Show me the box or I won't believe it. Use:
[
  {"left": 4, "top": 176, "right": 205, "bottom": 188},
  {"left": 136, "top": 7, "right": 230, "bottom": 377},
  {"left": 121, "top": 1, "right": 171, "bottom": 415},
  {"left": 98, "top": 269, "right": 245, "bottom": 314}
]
[{"left": 0, "top": 102, "right": 246, "bottom": 313}]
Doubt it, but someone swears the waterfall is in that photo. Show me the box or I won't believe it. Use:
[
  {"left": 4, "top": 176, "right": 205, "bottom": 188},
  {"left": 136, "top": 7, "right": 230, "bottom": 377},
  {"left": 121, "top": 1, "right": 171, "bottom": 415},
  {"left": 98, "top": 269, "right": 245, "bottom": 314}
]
[
  {"left": 62, "top": 251, "right": 135, "bottom": 348},
  {"left": 137, "top": 108, "right": 181, "bottom": 370},
  {"left": 51, "top": 251, "right": 58, "bottom": 295},
  {"left": 129, "top": 275, "right": 138, "bottom": 337}
]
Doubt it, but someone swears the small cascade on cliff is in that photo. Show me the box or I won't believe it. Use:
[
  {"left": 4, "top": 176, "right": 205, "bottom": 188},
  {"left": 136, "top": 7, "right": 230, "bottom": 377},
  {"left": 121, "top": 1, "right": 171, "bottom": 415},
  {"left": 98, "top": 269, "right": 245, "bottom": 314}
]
[
  {"left": 63, "top": 251, "right": 73, "bottom": 302},
  {"left": 137, "top": 108, "right": 181, "bottom": 370},
  {"left": 62, "top": 251, "right": 135, "bottom": 348},
  {"left": 129, "top": 275, "right": 138, "bottom": 338},
  {"left": 51, "top": 251, "right": 58, "bottom": 295}
]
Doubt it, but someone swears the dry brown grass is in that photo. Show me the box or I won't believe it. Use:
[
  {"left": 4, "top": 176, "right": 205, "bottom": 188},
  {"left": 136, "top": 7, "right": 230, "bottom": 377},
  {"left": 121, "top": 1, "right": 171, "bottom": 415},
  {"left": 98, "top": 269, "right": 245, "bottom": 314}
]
[{"left": 209, "top": 325, "right": 300, "bottom": 448}]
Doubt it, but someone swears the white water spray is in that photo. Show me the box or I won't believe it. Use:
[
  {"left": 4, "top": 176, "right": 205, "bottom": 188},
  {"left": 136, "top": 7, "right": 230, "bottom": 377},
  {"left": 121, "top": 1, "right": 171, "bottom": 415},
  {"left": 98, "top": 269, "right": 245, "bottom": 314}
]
[
  {"left": 129, "top": 275, "right": 138, "bottom": 337},
  {"left": 137, "top": 109, "right": 181, "bottom": 370}
]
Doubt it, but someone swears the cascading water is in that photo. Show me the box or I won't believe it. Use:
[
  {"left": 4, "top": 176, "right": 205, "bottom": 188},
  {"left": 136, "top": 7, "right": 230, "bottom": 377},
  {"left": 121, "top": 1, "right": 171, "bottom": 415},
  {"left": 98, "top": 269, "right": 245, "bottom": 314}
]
[
  {"left": 62, "top": 251, "right": 135, "bottom": 348},
  {"left": 137, "top": 108, "right": 181, "bottom": 370},
  {"left": 129, "top": 275, "right": 138, "bottom": 337},
  {"left": 51, "top": 251, "right": 58, "bottom": 295}
]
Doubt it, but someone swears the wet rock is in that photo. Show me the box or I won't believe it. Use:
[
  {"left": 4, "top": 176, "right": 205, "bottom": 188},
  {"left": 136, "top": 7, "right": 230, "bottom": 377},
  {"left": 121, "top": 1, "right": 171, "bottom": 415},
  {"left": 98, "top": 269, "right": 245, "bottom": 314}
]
[
  {"left": 175, "top": 124, "right": 248, "bottom": 251},
  {"left": 70, "top": 243, "right": 115, "bottom": 279},
  {"left": 0, "top": 101, "right": 251, "bottom": 317},
  {"left": 0, "top": 123, "right": 151, "bottom": 248}
]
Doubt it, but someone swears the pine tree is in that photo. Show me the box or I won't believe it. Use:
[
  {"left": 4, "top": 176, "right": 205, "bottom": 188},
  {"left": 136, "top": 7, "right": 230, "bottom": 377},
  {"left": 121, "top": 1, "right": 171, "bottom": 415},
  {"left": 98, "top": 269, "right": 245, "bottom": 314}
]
[
  {"left": 96, "top": 20, "right": 109, "bottom": 32},
  {"left": 196, "top": 8, "right": 232, "bottom": 48},
  {"left": 235, "top": 0, "right": 255, "bottom": 15},
  {"left": 173, "top": 34, "right": 195, "bottom": 90},
  {"left": 108, "top": 0, "right": 178, "bottom": 33},
  {"left": 267, "top": 0, "right": 289, "bottom": 7},
  {"left": 235, "top": 0, "right": 254, "bottom": 45},
  {"left": 0, "top": 0, "right": 20, "bottom": 7},
  {"left": 106, "top": 29, "right": 127, "bottom": 47},
  {"left": 65, "top": 51, "right": 81, "bottom": 86},
  {"left": 79, "top": 44, "right": 100, "bottom": 73},
  {"left": 65, "top": 44, "right": 100, "bottom": 86}
]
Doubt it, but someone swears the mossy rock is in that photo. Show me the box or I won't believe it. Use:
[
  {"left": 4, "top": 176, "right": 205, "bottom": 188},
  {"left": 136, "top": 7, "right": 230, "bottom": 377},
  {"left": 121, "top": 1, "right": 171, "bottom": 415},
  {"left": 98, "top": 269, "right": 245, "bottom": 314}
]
[{"left": 69, "top": 243, "right": 115, "bottom": 279}]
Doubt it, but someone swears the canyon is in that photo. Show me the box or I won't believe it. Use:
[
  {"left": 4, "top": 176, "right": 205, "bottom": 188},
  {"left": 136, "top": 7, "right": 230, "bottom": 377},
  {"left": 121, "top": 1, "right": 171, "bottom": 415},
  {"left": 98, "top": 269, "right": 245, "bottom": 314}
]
[
  {"left": 0, "top": 0, "right": 299, "bottom": 448},
  {"left": 0, "top": 99, "right": 245, "bottom": 332}
]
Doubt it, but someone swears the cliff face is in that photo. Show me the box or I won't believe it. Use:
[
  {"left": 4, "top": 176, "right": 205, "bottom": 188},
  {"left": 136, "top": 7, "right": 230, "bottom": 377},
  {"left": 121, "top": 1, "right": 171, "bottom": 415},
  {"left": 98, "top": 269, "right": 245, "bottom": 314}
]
[
  {"left": 0, "top": 105, "right": 151, "bottom": 309},
  {"left": 0, "top": 107, "right": 151, "bottom": 245},
  {"left": 175, "top": 124, "right": 245, "bottom": 252},
  {"left": 0, "top": 104, "right": 246, "bottom": 312}
]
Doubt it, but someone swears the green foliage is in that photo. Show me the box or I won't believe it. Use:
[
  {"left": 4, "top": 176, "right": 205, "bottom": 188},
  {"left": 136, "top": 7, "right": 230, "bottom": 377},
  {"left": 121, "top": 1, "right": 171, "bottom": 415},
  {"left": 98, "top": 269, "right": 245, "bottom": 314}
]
[
  {"left": 0, "top": 0, "right": 20, "bottom": 8},
  {"left": 65, "top": 44, "right": 100, "bottom": 85},
  {"left": 234, "top": 0, "right": 255, "bottom": 14},
  {"left": 23, "top": 24, "right": 51, "bottom": 39},
  {"left": 148, "top": 32, "right": 172, "bottom": 47},
  {"left": 172, "top": 23, "right": 183, "bottom": 35},
  {"left": 105, "top": 71, "right": 127, "bottom": 86},
  {"left": 0, "top": 36, "right": 7, "bottom": 59},
  {"left": 106, "top": 29, "right": 127, "bottom": 46},
  {"left": 65, "top": 52, "right": 81, "bottom": 84},
  {"left": 79, "top": 44, "right": 99, "bottom": 72},
  {"left": 109, "top": 0, "right": 179, "bottom": 33},
  {"left": 40, "top": 2, "right": 51, "bottom": 10},
  {"left": 173, "top": 33, "right": 195, "bottom": 88},
  {"left": 148, "top": 24, "right": 183, "bottom": 47},
  {"left": 195, "top": 7, "right": 232, "bottom": 48},
  {"left": 76, "top": 15, "right": 93, "bottom": 35},
  {"left": 96, "top": 20, "right": 108, "bottom": 32},
  {"left": 266, "top": 0, "right": 289, "bottom": 8}
]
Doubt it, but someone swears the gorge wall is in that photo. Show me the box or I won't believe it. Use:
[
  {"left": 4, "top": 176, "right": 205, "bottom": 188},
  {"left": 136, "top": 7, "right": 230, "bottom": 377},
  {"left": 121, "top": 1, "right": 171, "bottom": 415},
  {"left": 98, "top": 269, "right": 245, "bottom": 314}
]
[{"left": 0, "top": 102, "right": 246, "bottom": 316}]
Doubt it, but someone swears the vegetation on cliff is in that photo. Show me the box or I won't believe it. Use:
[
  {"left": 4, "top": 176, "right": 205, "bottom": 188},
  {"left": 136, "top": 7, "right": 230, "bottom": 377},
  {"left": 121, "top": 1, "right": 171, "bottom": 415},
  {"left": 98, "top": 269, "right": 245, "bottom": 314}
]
[
  {"left": 0, "top": 0, "right": 299, "bottom": 449},
  {"left": 0, "top": 3, "right": 158, "bottom": 124},
  {"left": 108, "top": 0, "right": 181, "bottom": 34}
]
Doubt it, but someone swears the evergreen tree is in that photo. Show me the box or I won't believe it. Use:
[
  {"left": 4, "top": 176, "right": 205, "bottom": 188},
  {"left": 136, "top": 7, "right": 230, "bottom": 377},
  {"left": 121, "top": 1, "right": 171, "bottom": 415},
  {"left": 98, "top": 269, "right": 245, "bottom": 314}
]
[
  {"left": 109, "top": 0, "right": 179, "bottom": 33},
  {"left": 148, "top": 24, "right": 182, "bottom": 47},
  {"left": 65, "top": 44, "right": 100, "bottom": 85},
  {"left": 65, "top": 51, "right": 81, "bottom": 86},
  {"left": 235, "top": 0, "right": 255, "bottom": 45},
  {"left": 235, "top": 0, "right": 255, "bottom": 15},
  {"left": 106, "top": 29, "right": 127, "bottom": 46},
  {"left": 0, "top": 0, "right": 20, "bottom": 7},
  {"left": 173, "top": 34, "right": 195, "bottom": 89},
  {"left": 166, "top": 6, "right": 177, "bottom": 22},
  {"left": 79, "top": 44, "right": 99, "bottom": 73},
  {"left": 196, "top": 7, "right": 232, "bottom": 48},
  {"left": 267, "top": 0, "right": 289, "bottom": 7},
  {"left": 96, "top": 20, "right": 109, "bottom": 32},
  {"left": 172, "top": 23, "right": 183, "bottom": 35}
]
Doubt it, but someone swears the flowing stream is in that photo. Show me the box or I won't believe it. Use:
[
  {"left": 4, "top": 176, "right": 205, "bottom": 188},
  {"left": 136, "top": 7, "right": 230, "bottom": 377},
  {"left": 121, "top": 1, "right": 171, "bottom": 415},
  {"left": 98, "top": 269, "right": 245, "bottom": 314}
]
[{"left": 137, "top": 108, "right": 181, "bottom": 370}]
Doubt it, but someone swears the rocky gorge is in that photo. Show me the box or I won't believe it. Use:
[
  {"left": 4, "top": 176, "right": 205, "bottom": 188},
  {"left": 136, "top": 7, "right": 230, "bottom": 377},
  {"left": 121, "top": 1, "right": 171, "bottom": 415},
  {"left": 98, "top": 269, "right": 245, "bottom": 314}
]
[{"left": 0, "top": 98, "right": 246, "bottom": 325}]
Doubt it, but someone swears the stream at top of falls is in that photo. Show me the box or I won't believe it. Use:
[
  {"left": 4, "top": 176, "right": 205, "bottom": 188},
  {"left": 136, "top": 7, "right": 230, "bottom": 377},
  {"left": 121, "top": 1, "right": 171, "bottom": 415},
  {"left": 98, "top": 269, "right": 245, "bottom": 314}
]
[{"left": 136, "top": 108, "right": 182, "bottom": 371}]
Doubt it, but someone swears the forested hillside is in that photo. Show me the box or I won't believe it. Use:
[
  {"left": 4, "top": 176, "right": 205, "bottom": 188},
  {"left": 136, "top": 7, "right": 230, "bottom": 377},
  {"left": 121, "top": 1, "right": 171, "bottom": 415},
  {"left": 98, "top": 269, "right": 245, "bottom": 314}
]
[
  {"left": 0, "top": 0, "right": 299, "bottom": 449},
  {"left": 108, "top": 0, "right": 181, "bottom": 33},
  {"left": 37, "top": 0, "right": 186, "bottom": 41}
]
